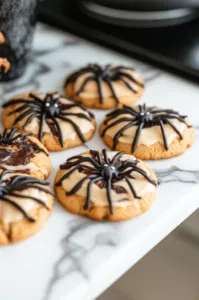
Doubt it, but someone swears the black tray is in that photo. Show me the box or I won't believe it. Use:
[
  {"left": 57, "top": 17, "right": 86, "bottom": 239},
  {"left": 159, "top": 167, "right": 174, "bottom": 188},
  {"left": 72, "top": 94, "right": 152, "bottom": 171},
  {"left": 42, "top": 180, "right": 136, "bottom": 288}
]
[{"left": 39, "top": 0, "right": 199, "bottom": 81}]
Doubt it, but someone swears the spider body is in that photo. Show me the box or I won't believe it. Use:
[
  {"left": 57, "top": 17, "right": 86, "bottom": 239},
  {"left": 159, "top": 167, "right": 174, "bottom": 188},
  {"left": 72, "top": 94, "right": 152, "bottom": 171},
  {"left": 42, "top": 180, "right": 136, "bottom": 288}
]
[
  {"left": 65, "top": 64, "right": 144, "bottom": 104},
  {"left": 0, "top": 170, "right": 54, "bottom": 222},
  {"left": 3, "top": 92, "right": 93, "bottom": 148},
  {"left": 56, "top": 149, "right": 157, "bottom": 214},
  {"left": 101, "top": 104, "right": 191, "bottom": 152}
]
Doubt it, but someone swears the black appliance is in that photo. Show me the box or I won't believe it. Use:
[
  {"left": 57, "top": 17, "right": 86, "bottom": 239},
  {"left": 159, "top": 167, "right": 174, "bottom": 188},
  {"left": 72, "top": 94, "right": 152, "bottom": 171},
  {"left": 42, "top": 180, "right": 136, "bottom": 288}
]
[{"left": 39, "top": 0, "right": 199, "bottom": 80}]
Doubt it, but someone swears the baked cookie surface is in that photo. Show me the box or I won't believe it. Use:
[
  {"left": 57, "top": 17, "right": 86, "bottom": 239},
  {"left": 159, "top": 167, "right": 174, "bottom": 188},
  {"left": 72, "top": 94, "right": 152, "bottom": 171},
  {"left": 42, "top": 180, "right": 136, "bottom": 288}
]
[
  {"left": 0, "top": 170, "right": 54, "bottom": 245},
  {"left": 55, "top": 149, "right": 157, "bottom": 221},
  {"left": 2, "top": 92, "right": 96, "bottom": 151},
  {"left": 100, "top": 104, "right": 195, "bottom": 160},
  {"left": 64, "top": 64, "right": 144, "bottom": 109},
  {"left": 0, "top": 128, "right": 51, "bottom": 179}
]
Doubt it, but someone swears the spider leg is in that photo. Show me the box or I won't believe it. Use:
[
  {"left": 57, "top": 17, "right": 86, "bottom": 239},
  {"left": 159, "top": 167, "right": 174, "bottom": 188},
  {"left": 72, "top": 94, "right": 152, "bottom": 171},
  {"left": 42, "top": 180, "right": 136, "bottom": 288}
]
[
  {"left": 0, "top": 196, "right": 35, "bottom": 222},
  {"left": 19, "top": 185, "right": 55, "bottom": 196},
  {"left": 112, "top": 120, "right": 139, "bottom": 150},
  {"left": 57, "top": 116, "right": 86, "bottom": 143},
  {"left": 8, "top": 193, "right": 49, "bottom": 209},
  {"left": 120, "top": 78, "right": 138, "bottom": 93},
  {"left": 124, "top": 176, "right": 141, "bottom": 199},
  {"left": 56, "top": 164, "right": 97, "bottom": 186},
  {"left": 95, "top": 76, "right": 103, "bottom": 103},
  {"left": 131, "top": 122, "right": 145, "bottom": 153},
  {"left": 76, "top": 75, "right": 96, "bottom": 95},
  {"left": 60, "top": 112, "right": 91, "bottom": 121},
  {"left": 106, "top": 178, "right": 113, "bottom": 214},
  {"left": 50, "top": 117, "right": 64, "bottom": 147},
  {"left": 3, "top": 128, "right": 8, "bottom": 139},
  {"left": 10, "top": 176, "right": 49, "bottom": 186},
  {"left": 38, "top": 113, "right": 45, "bottom": 141},
  {"left": 118, "top": 72, "right": 144, "bottom": 87},
  {"left": 66, "top": 175, "right": 94, "bottom": 195},
  {"left": 29, "top": 93, "right": 44, "bottom": 104},
  {"left": 9, "top": 128, "right": 18, "bottom": 138},
  {"left": 161, "top": 115, "right": 189, "bottom": 126},
  {"left": 159, "top": 120, "right": 168, "bottom": 150},
  {"left": 8, "top": 103, "right": 39, "bottom": 115},
  {"left": 84, "top": 176, "right": 102, "bottom": 210},
  {"left": 165, "top": 119, "right": 183, "bottom": 139},
  {"left": 101, "top": 117, "right": 136, "bottom": 137},
  {"left": 123, "top": 106, "right": 140, "bottom": 116},
  {"left": 0, "top": 170, "right": 12, "bottom": 181},
  {"left": 66, "top": 155, "right": 100, "bottom": 169},
  {"left": 61, "top": 103, "right": 87, "bottom": 112},
  {"left": 131, "top": 165, "right": 157, "bottom": 185},
  {"left": 2, "top": 99, "right": 38, "bottom": 108},
  {"left": 96, "top": 152, "right": 103, "bottom": 165},
  {"left": 104, "top": 78, "right": 119, "bottom": 103},
  {"left": 13, "top": 108, "right": 35, "bottom": 125},
  {"left": 22, "top": 113, "right": 41, "bottom": 129},
  {"left": 102, "top": 149, "right": 109, "bottom": 164},
  {"left": 111, "top": 151, "right": 124, "bottom": 165}
]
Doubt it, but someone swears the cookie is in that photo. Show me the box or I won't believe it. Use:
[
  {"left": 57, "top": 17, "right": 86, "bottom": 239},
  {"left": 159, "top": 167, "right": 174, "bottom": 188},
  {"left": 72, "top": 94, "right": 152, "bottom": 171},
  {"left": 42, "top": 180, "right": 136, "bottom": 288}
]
[
  {"left": 0, "top": 128, "right": 51, "bottom": 180},
  {"left": 2, "top": 91, "right": 96, "bottom": 151},
  {"left": 100, "top": 104, "right": 195, "bottom": 160},
  {"left": 0, "top": 32, "right": 10, "bottom": 73},
  {"left": 0, "top": 170, "right": 54, "bottom": 245},
  {"left": 54, "top": 149, "right": 157, "bottom": 221},
  {"left": 64, "top": 64, "right": 144, "bottom": 109}
]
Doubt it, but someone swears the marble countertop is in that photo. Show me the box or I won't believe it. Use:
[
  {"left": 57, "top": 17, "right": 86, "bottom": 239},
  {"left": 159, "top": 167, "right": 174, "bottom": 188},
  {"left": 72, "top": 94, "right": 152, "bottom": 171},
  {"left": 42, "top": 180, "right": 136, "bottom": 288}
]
[{"left": 0, "top": 23, "right": 199, "bottom": 300}]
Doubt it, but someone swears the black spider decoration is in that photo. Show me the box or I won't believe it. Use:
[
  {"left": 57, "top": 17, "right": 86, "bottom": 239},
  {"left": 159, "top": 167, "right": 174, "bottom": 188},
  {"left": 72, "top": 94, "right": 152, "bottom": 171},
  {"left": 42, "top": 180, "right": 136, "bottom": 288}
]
[
  {"left": 3, "top": 92, "right": 93, "bottom": 147},
  {"left": 65, "top": 64, "right": 144, "bottom": 104},
  {"left": 0, "top": 127, "right": 48, "bottom": 156},
  {"left": 101, "top": 104, "right": 191, "bottom": 152},
  {"left": 56, "top": 149, "right": 157, "bottom": 214},
  {"left": 0, "top": 170, "right": 54, "bottom": 222}
]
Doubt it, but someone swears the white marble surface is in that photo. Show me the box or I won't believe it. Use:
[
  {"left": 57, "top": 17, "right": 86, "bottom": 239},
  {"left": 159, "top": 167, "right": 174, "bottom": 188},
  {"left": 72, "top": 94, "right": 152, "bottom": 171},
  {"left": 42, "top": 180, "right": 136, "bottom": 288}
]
[{"left": 0, "top": 23, "right": 199, "bottom": 300}]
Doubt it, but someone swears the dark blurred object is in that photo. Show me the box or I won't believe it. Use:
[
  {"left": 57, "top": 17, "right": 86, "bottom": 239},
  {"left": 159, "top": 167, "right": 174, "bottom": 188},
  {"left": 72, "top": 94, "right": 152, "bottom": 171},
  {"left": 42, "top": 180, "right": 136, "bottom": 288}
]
[
  {"left": 0, "top": 0, "right": 39, "bottom": 81},
  {"left": 80, "top": 0, "right": 199, "bottom": 27},
  {"left": 39, "top": 0, "right": 199, "bottom": 80}
]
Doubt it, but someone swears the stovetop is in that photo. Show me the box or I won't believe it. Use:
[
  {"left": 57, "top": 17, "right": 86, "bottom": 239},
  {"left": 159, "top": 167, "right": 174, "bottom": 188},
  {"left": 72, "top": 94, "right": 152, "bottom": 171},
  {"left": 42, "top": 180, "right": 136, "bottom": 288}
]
[{"left": 39, "top": 0, "right": 199, "bottom": 80}]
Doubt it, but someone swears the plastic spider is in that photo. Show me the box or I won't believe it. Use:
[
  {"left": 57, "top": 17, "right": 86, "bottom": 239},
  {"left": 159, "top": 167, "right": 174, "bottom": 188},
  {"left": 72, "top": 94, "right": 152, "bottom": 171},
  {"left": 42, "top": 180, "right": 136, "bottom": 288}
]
[
  {"left": 56, "top": 149, "right": 156, "bottom": 214},
  {"left": 3, "top": 92, "right": 92, "bottom": 147},
  {"left": 65, "top": 64, "right": 144, "bottom": 104},
  {"left": 0, "top": 170, "right": 54, "bottom": 222},
  {"left": 101, "top": 104, "right": 191, "bottom": 152}
]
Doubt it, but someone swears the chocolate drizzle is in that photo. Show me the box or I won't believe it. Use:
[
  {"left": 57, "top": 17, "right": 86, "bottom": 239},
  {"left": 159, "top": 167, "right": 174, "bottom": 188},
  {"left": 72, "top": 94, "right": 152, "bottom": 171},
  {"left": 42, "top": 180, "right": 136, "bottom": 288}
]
[
  {"left": 0, "top": 170, "right": 54, "bottom": 222},
  {"left": 56, "top": 149, "right": 157, "bottom": 214},
  {"left": 101, "top": 104, "right": 191, "bottom": 152},
  {"left": 65, "top": 64, "right": 144, "bottom": 104},
  {"left": 0, "top": 128, "right": 48, "bottom": 169},
  {"left": 3, "top": 93, "right": 93, "bottom": 147}
]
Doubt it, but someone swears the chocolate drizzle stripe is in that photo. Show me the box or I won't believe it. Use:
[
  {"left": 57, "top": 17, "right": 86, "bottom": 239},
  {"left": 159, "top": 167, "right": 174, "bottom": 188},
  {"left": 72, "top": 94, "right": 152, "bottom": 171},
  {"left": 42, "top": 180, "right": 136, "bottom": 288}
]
[
  {"left": 101, "top": 104, "right": 191, "bottom": 152},
  {"left": 65, "top": 64, "right": 143, "bottom": 104},
  {"left": 56, "top": 149, "right": 157, "bottom": 214},
  {"left": 3, "top": 93, "right": 93, "bottom": 147},
  {"left": 0, "top": 170, "right": 53, "bottom": 222}
]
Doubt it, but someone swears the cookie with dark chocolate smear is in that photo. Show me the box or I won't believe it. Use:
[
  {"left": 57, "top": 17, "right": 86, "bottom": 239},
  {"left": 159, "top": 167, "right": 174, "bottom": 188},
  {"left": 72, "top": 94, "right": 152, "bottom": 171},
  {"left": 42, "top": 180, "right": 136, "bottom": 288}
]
[{"left": 0, "top": 128, "right": 51, "bottom": 179}]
